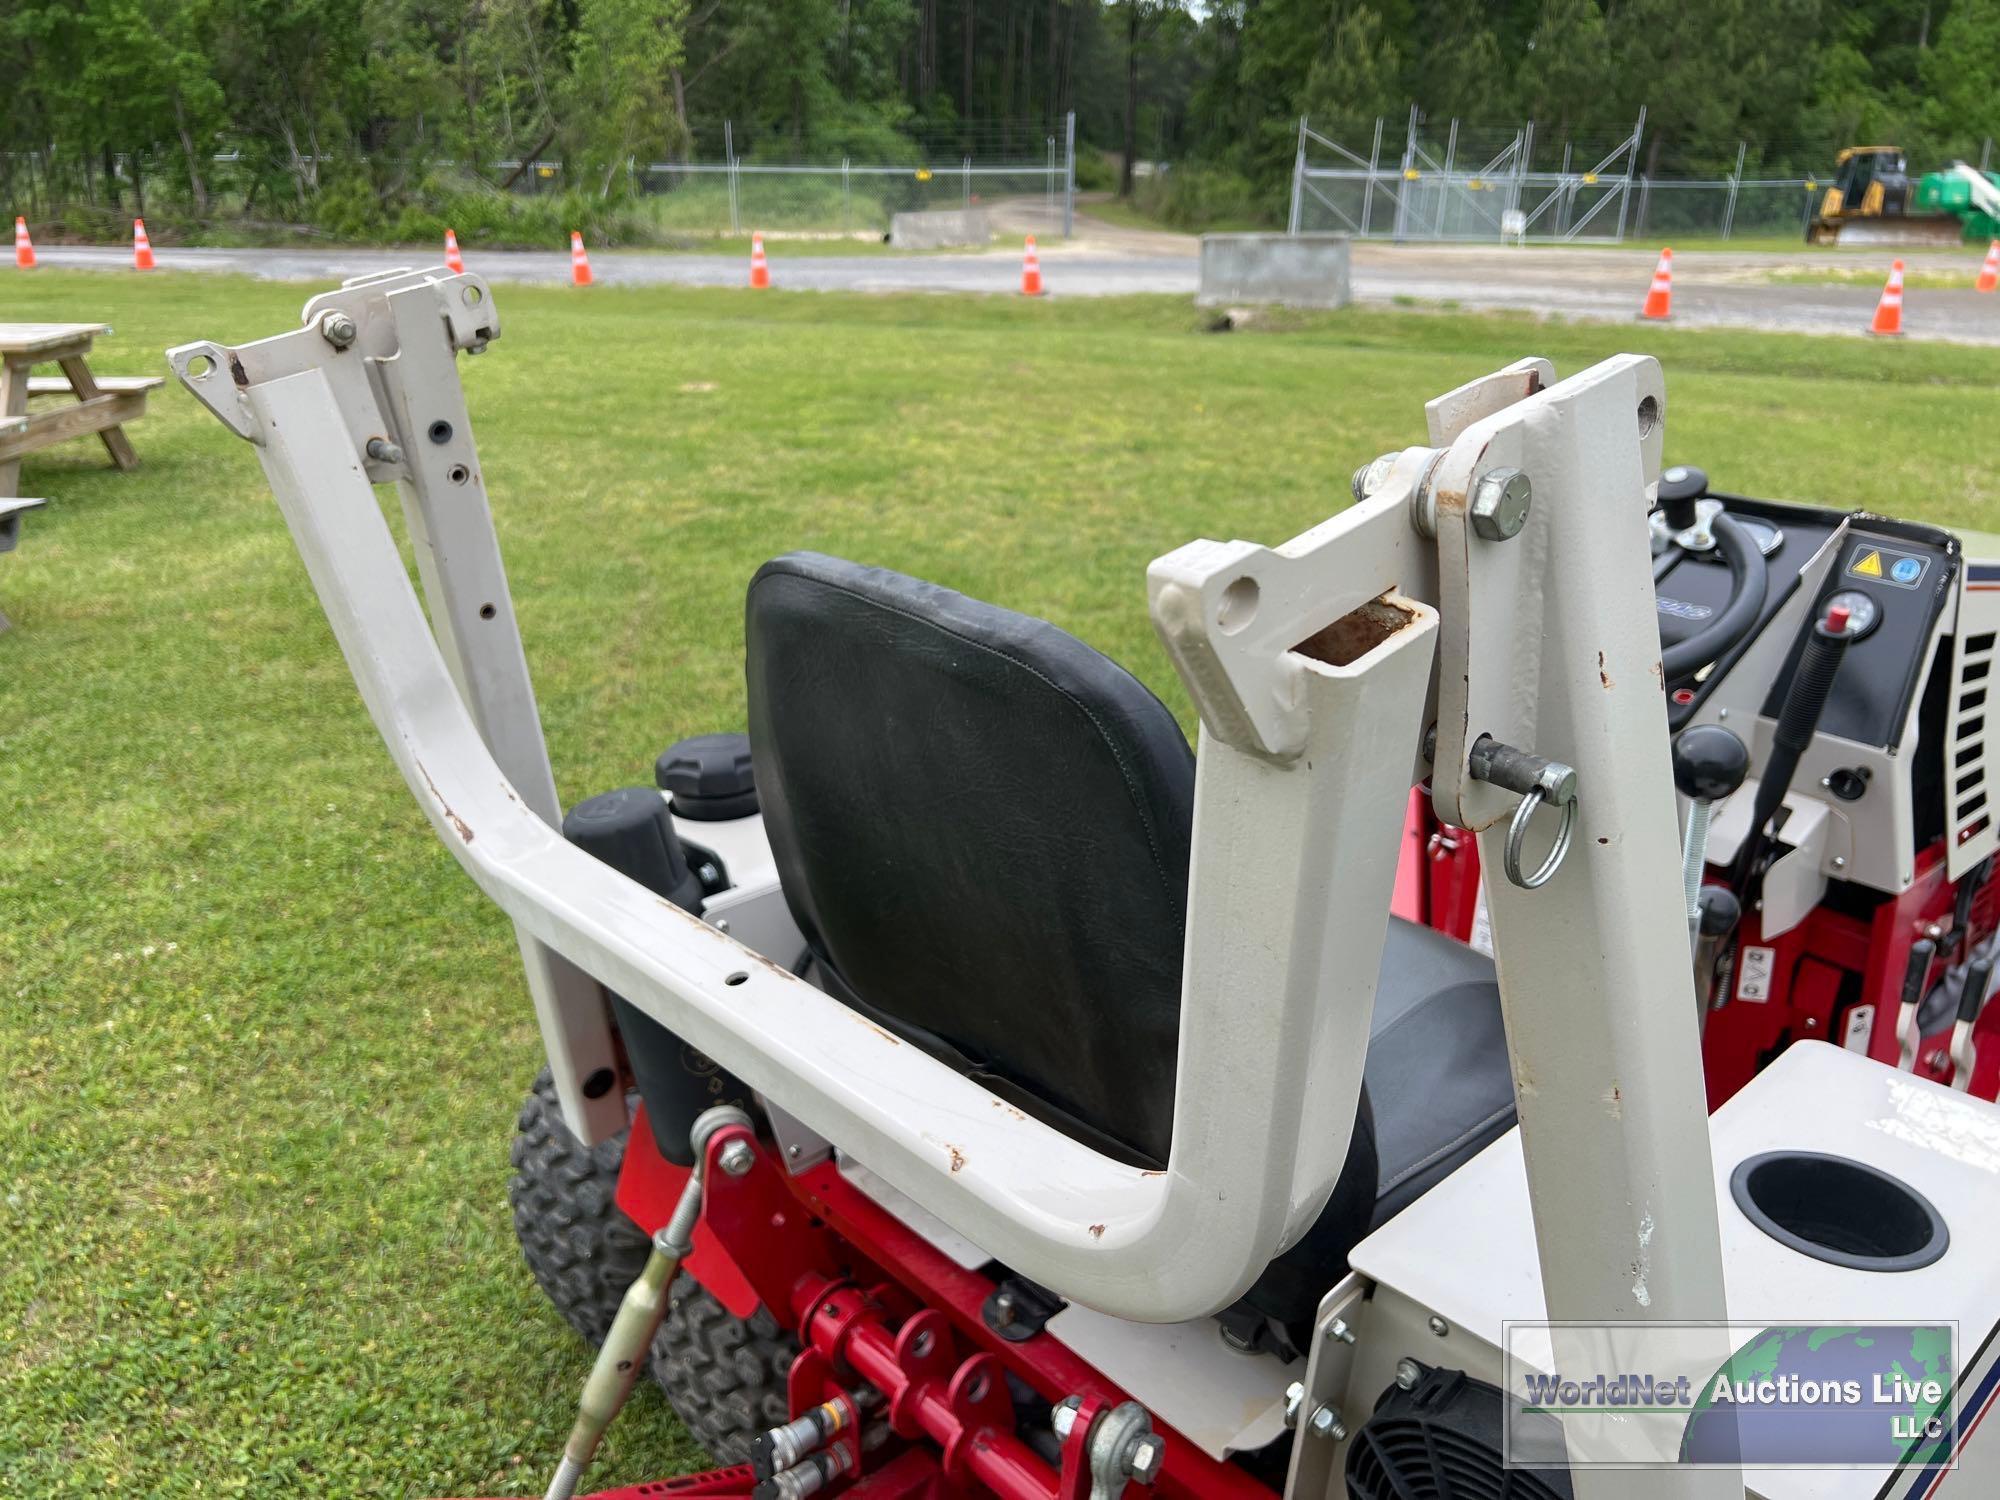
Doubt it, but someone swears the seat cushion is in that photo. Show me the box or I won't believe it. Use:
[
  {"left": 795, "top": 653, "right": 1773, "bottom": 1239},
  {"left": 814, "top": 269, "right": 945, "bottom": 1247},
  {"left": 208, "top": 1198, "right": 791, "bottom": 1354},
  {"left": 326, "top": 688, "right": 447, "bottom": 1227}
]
[
  {"left": 1364, "top": 921, "right": 1517, "bottom": 1224},
  {"left": 1243, "top": 922, "right": 1515, "bottom": 1328}
]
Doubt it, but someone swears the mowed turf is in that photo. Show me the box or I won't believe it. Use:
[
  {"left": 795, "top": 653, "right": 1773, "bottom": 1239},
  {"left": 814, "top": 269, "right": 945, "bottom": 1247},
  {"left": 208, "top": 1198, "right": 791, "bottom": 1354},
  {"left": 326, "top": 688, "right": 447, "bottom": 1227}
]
[{"left": 3, "top": 271, "right": 1997, "bottom": 1498}]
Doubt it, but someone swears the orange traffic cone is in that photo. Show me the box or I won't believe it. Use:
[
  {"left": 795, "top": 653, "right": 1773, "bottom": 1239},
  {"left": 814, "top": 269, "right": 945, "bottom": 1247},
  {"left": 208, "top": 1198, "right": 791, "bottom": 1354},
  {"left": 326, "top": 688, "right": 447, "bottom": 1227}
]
[
  {"left": 14, "top": 217, "right": 34, "bottom": 269},
  {"left": 1870, "top": 259, "right": 1905, "bottom": 336},
  {"left": 1020, "top": 235, "right": 1044, "bottom": 296},
  {"left": 749, "top": 232, "right": 770, "bottom": 289},
  {"left": 1978, "top": 241, "right": 1999, "bottom": 295},
  {"left": 444, "top": 228, "right": 465, "bottom": 275},
  {"left": 132, "top": 219, "right": 155, "bottom": 271},
  {"left": 569, "top": 230, "right": 593, "bottom": 287},
  {"left": 1639, "top": 247, "right": 1672, "bottom": 320}
]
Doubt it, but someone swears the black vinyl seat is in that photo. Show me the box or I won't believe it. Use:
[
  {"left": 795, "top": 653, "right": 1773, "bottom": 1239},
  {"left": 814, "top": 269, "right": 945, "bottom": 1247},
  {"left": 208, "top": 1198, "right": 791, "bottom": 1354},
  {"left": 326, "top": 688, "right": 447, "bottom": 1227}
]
[{"left": 745, "top": 553, "right": 1517, "bottom": 1327}]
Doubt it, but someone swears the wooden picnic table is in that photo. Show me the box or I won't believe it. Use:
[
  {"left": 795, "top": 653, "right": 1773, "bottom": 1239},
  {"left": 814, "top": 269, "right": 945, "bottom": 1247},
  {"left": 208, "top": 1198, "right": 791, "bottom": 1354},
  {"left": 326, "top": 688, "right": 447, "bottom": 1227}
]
[{"left": 0, "top": 322, "right": 161, "bottom": 498}]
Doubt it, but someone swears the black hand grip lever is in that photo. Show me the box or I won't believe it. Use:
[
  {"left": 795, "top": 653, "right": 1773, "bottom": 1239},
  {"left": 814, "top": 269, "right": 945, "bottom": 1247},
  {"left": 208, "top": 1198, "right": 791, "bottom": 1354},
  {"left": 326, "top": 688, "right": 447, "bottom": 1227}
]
[
  {"left": 1895, "top": 937, "right": 1937, "bottom": 1071},
  {"left": 1950, "top": 947, "right": 1997, "bottom": 1093},
  {"left": 1729, "top": 600, "right": 1855, "bottom": 894},
  {"left": 1956, "top": 950, "right": 1995, "bottom": 1030}
]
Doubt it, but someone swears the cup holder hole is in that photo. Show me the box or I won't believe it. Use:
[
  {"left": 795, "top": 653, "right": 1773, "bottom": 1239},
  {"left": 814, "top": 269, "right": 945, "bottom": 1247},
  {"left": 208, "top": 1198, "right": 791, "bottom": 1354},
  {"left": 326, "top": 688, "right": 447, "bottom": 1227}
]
[{"left": 1730, "top": 1151, "right": 1947, "bottom": 1272}]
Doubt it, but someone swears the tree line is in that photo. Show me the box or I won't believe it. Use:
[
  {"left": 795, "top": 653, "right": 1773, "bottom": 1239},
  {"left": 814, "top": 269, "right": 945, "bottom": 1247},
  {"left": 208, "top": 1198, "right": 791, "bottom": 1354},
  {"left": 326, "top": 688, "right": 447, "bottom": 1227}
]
[{"left": 3, "top": 0, "right": 1996, "bottom": 234}]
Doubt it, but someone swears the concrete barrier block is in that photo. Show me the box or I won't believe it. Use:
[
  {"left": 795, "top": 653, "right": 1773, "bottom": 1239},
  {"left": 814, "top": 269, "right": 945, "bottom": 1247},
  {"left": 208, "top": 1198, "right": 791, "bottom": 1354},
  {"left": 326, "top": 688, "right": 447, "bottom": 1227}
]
[
  {"left": 1197, "top": 233, "right": 1351, "bottom": 308},
  {"left": 890, "top": 208, "right": 993, "bottom": 249}
]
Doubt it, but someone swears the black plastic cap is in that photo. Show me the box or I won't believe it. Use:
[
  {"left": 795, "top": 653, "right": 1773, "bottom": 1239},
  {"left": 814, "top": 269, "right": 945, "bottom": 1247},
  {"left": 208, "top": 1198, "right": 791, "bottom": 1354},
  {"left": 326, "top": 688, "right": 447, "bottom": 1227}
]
[
  {"left": 1697, "top": 884, "right": 1741, "bottom": 939},
  {"left": 563, "top": 786, "right": 704, "bottom": 913},
  {"left": 655, "top": 732, "right": 759, "bottom": 821},
  {"left": 1672, "top": 723, "right": 1750, "bottom": 801},
  {"left": 1658, "top": 463, "right": 1707, "bottom": 532}
]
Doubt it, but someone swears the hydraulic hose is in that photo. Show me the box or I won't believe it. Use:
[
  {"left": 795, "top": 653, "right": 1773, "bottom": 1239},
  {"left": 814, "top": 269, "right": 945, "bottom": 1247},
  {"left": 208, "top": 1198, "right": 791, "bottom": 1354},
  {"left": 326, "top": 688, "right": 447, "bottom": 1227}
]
[{"left": 1659, "top": 512, "right": 1769, "bottom": 683}]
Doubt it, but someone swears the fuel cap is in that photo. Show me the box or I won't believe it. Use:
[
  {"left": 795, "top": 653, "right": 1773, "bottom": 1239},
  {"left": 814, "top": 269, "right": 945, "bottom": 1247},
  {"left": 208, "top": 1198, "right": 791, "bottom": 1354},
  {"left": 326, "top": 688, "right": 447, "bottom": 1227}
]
[{"left": 655, "top": 732, "right": 759, "bottom": 821}]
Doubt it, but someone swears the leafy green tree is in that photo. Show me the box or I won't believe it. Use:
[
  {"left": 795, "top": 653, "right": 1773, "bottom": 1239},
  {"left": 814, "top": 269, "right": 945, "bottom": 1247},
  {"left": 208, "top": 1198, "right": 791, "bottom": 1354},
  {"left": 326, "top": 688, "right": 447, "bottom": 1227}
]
[
  {"left": 563, "top": 0, "right": 689, "bottom": 188},
  {"left": 1924, "top": 0, "right": 2000, "bottom": 159}
]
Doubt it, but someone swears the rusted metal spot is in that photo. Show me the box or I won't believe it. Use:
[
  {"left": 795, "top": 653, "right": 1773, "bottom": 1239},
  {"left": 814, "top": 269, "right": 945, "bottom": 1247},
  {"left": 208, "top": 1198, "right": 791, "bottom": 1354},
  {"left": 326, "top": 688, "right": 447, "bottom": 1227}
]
[
  {"left": 415, "top": 759, "right": 474, "bottom": 843},
  {"left": 229, "top": 355, "right": 249, "bottom": 388},
  {"left": 1088, "top": 1224, "right": 1105, "bottom": 1240},
  {"left": 989, "top": 1100, "right": 1027, "bottom": 1122},
  {"left": 1294, "top": 593, "right": 1417, "bottom": 667},
  {"left": 947, "top": 1145, "right": 966, "bottom": 1173},
  {"left": 1598, "top": 651, "right": 1613, "bottom": 691},
  {"left": 855, "top": 1015, "right": 902, "bottom": 1045}
]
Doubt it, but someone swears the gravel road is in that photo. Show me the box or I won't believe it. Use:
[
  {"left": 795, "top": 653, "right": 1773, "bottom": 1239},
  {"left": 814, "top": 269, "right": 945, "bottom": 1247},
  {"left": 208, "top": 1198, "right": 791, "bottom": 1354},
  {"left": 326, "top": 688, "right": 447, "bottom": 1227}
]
[{"left": 23, "top": 222, "right": 2000, "bottom": 345}]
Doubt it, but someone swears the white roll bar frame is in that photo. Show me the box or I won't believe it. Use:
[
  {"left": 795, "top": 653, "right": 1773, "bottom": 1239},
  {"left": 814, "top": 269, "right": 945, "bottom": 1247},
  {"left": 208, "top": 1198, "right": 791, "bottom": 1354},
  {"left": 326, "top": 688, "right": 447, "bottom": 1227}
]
[{"left": 169, "top": 268, "right": 1744, "bottom": 1500}]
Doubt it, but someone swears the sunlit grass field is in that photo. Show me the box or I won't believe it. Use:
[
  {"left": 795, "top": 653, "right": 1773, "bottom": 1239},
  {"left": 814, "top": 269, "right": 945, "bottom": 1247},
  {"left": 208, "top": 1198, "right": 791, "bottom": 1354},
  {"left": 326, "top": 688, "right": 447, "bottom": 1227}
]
[{"left": 3, "top": 271, "right": 1996, "bottom": 1497}]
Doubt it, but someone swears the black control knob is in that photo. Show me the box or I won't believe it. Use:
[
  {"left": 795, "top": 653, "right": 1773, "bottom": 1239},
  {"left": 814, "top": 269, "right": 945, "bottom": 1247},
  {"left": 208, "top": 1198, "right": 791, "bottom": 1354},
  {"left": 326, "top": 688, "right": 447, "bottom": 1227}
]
[
  {"left": 1658, "top": 464, "right": 1708, "bottom": 533},
  {"left": 1697, "top": 884, "right": 1742, "bottom": 939},
  {"left": 1673, "top": 723, "right": 1750, "bottom": 802}
]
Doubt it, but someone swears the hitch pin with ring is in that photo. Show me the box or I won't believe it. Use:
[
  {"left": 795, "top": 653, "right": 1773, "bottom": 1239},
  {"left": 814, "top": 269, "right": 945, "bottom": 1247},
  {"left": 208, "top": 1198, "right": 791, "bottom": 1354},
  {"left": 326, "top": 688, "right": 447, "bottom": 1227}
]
[{"left": 1467, "top": 735, "right": 1579, "bottom": 890}]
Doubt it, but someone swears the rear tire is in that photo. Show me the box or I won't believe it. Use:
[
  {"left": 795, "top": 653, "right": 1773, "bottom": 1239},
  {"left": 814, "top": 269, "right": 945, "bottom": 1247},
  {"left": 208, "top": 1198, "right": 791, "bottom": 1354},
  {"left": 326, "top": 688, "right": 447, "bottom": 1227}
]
[
  {"left": 508, "top": 1067, "right": 652, "bottom": 1346},
  {"left": 650, "top": 1280, "right": 798, "bottom": 1463},
  {"left": 507, "top": 1067, "right": 798, "bottom": 1462}
]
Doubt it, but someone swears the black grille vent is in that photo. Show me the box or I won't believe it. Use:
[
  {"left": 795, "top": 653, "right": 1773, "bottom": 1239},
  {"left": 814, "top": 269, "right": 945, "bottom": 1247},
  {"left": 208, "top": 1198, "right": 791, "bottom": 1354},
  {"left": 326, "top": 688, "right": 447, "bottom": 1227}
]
[{"left": 1345, "top": 1365, "right": 1571, "bottom": 1500}]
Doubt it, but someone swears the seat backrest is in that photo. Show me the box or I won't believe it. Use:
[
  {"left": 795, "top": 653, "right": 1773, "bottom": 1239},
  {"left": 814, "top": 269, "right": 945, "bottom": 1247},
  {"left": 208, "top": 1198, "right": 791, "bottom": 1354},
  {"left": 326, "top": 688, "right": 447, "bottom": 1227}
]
[{"left": 744, "top": 553, "right": 1194, "bottom": 1165}]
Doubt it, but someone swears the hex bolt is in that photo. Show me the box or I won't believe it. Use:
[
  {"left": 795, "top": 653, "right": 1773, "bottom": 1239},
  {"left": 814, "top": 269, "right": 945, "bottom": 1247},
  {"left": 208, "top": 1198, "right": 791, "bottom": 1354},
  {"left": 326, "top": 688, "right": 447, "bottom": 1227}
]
[
  {"left": 1395, "top": 1358, "right": 1422, "bottom": 1391},
  {"left": 990, "top": 1291, "right": 1018, "bottom": 1329},
  {"left": 1051, "top": 1396, "right": 1082, "bottom": 1441},
  {"left": 1428, "top": 1315, "right": 1450, "bottom": 1338},
  {"left": 319, "top": 310, "right": 358, "bottom": 348},
  {"left": 1469, "top": 467, "right": 1532, "bottom": 542},
  {"left": 1308, "top": 1405, "right": 1346, "bottom": 1442},
  {"left": 1326, "top": 1317, "right": 1356, "bottom": 1345},
  {"left": 1122, "top": 1435, "right": 1164, "bottom": 1484},
  {"left": 716, "top": 1137, "right": 756, "bottom": 1178},
  {"left": 1350, "top": 450, "right": 1403, "bottom": 504},
  {"left": 1282, "top": 1381, "right": 1305, "bottom": 1429},
  {"left": 365, "top": 437, "right": 403, "bottom": 464}
]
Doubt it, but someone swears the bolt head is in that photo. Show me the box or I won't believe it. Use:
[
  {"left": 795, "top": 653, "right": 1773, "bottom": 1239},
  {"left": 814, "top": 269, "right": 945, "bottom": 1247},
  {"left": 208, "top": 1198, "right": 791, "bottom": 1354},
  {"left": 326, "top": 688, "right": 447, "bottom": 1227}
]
[
  {"left": 717, "top": 1137, "right": 756, "bottom": 1177},
  {"left": 1395, "top": 1358, "right": 1422, "bottom": 1390},
  {"left": 1351, "top": 451, "right": 1403, "bottom": 504},
  {"left": 1123, "top": 1435, "right": 1164, "bottom": 1484},
  {"left": 319, "top": 310, "right": 358, "bottom": 348},
  {"left": 1282, "top": 1381, "right": 1305, "bottom": 1428},
  {"left": 1327, "top": 1317, "right": 1356, "bottom": 1344},
  {"left": 1469, "top": 467, "right": 1532, "bottom": 541},
  {"left": 1427, "top": 1315, "right": 1450, "bottom": 1338}
]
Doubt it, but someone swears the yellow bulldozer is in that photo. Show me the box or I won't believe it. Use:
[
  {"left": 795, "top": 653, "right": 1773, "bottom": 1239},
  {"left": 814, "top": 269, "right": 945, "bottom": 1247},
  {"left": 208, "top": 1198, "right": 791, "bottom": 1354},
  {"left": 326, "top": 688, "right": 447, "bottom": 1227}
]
[{"left": 1809, "top": 144, "right": 2000, "bottom": 245}]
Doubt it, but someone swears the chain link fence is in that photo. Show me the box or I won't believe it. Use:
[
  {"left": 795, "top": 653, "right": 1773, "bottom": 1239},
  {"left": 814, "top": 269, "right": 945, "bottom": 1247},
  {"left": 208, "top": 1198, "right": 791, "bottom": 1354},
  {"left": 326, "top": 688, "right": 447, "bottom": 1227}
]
[
  {"left": 1288, "top": 113, "right": 1995, "bottom": 245},
  {"left": 502, "top": 115, "right": 1077, "bottom": 239}
]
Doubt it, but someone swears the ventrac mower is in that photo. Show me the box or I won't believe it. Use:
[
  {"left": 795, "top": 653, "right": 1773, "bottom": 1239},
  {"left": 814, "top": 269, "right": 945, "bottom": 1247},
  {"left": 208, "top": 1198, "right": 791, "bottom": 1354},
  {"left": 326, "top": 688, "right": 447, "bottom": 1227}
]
[{"left": 169, "top": 270, "right": 2000, "bottom": 1500}]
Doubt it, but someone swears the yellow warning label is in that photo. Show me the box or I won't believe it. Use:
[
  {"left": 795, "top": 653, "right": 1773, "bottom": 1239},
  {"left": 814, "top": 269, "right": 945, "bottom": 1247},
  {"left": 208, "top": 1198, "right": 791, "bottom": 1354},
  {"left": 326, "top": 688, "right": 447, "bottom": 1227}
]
[{"left": 1851, "top": 549, "right": 1883, "bottom": 578}]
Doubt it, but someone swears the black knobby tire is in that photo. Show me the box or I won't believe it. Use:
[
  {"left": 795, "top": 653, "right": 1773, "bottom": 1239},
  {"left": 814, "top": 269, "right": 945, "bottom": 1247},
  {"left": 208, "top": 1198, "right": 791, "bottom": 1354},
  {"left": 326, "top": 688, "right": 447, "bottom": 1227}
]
[
  {"left": 508, "top": 1066, "right": 653, "bottom": 1345},
  {"left": 650, "top": 1279, "right": 799, "bottom": 1463},
  {"left": 507, "top": 1067, "right": 797, "bottom": 1462}
]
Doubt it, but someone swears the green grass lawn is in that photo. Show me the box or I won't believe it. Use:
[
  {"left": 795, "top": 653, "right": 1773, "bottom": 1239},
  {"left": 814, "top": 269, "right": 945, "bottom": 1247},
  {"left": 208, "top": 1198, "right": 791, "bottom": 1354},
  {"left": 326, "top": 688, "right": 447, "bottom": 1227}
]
[{"left": 3, "top": 273, "right": 1997, "bottom": 1499}]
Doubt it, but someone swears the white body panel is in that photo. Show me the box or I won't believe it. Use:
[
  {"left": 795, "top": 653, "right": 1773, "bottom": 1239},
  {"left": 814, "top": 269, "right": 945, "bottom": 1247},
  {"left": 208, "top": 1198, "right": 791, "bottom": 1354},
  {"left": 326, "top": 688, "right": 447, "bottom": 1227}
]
[{"left": 1347, "top": 1043, "right": 2000, "bottom": 1499}]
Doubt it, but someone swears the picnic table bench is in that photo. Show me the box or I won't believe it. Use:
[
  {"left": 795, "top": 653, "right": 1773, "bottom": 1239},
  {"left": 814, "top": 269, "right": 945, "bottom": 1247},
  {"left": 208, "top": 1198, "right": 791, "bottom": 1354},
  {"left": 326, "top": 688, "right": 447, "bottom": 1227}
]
[
  {"left": 0, "top": 495, "right": 46, "bottom": 633},
  {"left": 0, "top": 323, "right": 161, "bottom": 498}
]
